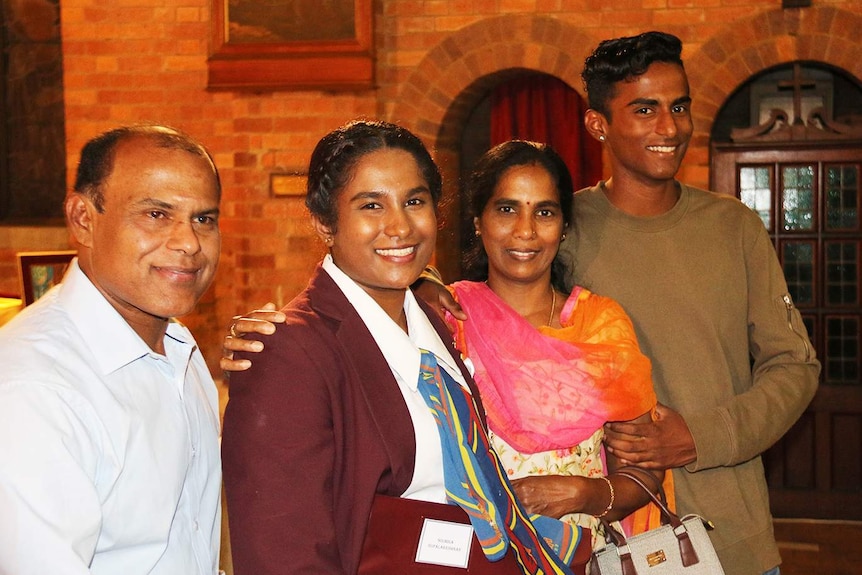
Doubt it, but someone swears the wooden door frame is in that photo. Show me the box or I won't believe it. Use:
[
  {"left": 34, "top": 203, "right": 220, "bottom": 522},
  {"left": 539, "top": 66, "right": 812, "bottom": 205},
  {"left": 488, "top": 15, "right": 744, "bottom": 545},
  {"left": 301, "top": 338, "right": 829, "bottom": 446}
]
[{"left": 711, "top": 141, "right": 862, "bottom": 520}]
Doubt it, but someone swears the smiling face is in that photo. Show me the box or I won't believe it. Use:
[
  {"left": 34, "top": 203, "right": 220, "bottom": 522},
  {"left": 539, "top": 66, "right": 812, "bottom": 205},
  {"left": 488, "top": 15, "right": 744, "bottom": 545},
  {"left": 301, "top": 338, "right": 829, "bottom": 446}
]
[
  {"left": 66, "top": 136, "right": 221, "bottom": 348},
  {"left": 474, "top": 163, "right": 565, "bottom": 289},
  {"left": 314, "top": 147, "right": 437, "bottom": 313},
  {"left": 587, "top": 61, "right": 692, "bottom": 192}
]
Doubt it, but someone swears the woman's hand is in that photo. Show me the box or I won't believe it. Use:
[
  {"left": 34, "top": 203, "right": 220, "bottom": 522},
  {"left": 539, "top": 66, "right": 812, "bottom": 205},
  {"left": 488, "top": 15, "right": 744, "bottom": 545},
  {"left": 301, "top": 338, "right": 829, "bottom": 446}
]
[
  {"left": 510, "top": 475, "right": 589, "bottom": 519},
  {"left": 412, "top": 275, "right": 467, "bottom": 321},
  {"left": 221, "top": 303, "right": 286, "bottom": 372}
]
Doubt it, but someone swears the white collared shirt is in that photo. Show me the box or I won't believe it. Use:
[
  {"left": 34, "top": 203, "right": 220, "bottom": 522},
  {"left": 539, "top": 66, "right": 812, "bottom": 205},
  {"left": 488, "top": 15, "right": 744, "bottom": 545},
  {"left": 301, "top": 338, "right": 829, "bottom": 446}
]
[
  {"left": 0, "top": 260, "right": 221, "bottom": 575},
  {"left": 322, "top": 255, "right": 469, "bottom": 503}
]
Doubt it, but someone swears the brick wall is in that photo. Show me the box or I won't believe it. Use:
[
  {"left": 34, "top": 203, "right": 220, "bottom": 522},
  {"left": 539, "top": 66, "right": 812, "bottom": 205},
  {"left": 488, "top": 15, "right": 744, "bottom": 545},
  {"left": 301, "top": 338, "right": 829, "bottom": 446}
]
[
  {"left": 57, "top": 0, "right": 378, "bottom": 369},
  {"left": 3, "top": 0, "right": 859, "bottom": 374}
]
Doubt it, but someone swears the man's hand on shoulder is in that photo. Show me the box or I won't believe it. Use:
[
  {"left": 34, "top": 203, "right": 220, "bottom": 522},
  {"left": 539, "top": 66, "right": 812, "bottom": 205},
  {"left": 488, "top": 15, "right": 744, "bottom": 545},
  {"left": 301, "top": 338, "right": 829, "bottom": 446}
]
[{"left": 221, "top": 303, "right": 285, "bottom": 373}]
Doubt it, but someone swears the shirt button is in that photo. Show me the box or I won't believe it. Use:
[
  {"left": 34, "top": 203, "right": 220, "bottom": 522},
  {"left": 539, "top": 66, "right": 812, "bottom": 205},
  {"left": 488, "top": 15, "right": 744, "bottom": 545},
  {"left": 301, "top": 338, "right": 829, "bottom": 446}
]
[{"left": 193, "top": 519, "right": 199, "bottom": 531}]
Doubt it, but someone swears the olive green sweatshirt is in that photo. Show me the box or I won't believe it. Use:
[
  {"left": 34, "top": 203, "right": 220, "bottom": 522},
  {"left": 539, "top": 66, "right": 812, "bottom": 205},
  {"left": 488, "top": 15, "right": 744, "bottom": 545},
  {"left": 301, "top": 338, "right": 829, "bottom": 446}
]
[{"left": 564, "top": 183, "right": 819, "bottom": 575}]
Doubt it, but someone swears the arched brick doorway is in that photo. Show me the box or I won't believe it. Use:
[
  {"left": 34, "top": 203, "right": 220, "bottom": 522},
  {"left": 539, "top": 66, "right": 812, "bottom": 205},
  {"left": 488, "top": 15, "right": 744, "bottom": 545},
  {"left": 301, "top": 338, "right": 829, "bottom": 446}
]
[
  {"left": 687, "top": 6, "right": 862, "bottom": 152},
  {"left": 390, "top": 15, "right": 598, "bottom": 281},
  {"left": 697, "top": 7, "right": 862, "bottom": 522},
  {"left": 700, "top": 7, "right": 862, "bottom": 519},
  {"left": 389, "top": 6, "right": 862, "bottom": 283},
  {"left": 389, "top": 7, "right": 862, "bottom": 521}
]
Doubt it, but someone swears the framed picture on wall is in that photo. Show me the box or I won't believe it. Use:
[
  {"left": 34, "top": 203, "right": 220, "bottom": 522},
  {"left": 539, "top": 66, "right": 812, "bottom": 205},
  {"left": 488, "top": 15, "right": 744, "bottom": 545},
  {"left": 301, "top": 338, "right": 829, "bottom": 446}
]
[
  {"left": 207, "top": 0, "right": 373, "bottom": 91},
  {"left": 17, "top": 250, "right": 77, "bottom": 306}
]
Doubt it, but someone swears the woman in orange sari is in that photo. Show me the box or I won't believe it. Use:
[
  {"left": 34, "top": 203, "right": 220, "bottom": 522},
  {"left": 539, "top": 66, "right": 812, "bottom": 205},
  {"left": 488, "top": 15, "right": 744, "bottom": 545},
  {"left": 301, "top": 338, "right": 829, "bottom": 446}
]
[{"left": 442, "top": 141, "right": 668, "bottom": 544}]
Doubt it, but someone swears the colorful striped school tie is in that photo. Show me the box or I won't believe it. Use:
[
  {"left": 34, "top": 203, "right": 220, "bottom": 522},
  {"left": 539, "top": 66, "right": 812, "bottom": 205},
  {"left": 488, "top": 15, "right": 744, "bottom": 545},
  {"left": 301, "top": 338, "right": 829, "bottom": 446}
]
[{"left": 416, "top": 349, "right": 580, "bottom": 575}]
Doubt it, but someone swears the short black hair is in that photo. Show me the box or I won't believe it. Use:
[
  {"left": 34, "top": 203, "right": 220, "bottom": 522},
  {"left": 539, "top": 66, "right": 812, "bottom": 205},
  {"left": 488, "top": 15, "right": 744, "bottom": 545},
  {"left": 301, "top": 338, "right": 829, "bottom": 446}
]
[
  {"left": 463, "top": 140, "right": 574, "bottom": 294},
  {"left": 305, "top": 119, "right": 442, "bottom": 231},
  {"left": 582, "top": 31, "right": 684, "bottom": 117},
  {"left": 73, "top": 124, "right": 220, "bottom": 212}
]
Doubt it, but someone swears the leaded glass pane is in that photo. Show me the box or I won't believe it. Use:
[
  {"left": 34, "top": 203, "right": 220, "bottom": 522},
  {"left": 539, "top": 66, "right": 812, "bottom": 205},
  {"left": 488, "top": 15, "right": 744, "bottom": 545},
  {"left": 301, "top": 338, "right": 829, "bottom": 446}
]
[
  {"left": 782, "top": 166, "right": 815, "bottom": 231},
  {"left": 825, "top": 241, "right": 859, "bottom": 306},
  {"left": 825, "top": 316, "right": 860, "bottom": 385},
  {"left": 825, "top": 165, "right": 859, "bottom": 230},
  {"left": 739, "top": 166, "right": 771, "bottom": 228},
  {"left": 783, "top": 241, "right": 815, "bottom": 305},
  {"left": 737, "top": 157, "right": 862, "bottom": 390}
]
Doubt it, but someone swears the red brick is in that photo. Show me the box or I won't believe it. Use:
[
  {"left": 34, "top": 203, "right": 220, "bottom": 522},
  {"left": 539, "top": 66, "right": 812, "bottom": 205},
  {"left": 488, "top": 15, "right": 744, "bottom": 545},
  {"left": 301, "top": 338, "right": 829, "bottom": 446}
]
[
  {"left": 38, "top": 0, "right": 860, "bottom": 380},
  {"left": 233, "top": 118, "right": 274, "bottom": 133}
]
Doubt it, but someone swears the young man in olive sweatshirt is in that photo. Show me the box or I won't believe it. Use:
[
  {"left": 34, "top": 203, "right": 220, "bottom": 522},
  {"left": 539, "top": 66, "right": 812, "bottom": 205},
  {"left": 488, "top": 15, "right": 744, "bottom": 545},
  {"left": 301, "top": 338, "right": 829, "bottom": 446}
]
[{"left": 568, "top": 31, "right": 819, "bottom": 575}]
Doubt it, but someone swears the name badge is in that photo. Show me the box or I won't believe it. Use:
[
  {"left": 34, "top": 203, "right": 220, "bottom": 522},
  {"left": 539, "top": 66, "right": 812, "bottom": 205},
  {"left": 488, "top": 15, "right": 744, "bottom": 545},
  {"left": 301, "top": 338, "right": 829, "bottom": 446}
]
[{"left": 415, "top": 518, "right": 474, "bottom": 569}]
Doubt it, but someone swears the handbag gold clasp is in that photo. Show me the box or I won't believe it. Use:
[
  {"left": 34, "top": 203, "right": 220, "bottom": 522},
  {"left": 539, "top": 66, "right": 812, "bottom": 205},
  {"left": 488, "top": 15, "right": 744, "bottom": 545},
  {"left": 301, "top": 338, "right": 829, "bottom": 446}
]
[{"left": 646, "top": 550, "right": 667, "bottom": 566}]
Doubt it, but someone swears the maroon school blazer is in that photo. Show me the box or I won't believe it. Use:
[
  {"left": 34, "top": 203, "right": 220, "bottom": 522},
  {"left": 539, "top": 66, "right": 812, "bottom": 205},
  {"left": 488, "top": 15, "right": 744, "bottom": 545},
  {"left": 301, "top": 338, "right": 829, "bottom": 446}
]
[{"left": 222, "top": 265, "right": 483, "bottom": 575}]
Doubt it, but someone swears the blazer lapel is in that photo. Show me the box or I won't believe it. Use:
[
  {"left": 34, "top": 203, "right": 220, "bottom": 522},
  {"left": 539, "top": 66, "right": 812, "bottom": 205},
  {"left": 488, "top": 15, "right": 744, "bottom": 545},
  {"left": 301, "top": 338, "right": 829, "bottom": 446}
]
[{"left": 306, "top": 267, "right": 417, "bottom": 491}]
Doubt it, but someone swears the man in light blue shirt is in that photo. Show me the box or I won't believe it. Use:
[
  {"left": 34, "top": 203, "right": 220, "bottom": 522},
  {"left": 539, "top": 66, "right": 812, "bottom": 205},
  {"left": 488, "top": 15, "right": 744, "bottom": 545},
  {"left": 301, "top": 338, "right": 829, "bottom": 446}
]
[{"left": 0, "top": 125, "right": 223, "bottom": 574}]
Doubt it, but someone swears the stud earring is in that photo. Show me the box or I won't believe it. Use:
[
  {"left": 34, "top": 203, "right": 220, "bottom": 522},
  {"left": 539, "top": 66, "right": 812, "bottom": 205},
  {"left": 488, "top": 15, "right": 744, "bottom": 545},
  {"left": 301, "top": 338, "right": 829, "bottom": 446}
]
[
  {"left": 561, "top": 233, "right": 567, "bottom": 242},
  {"left": 599, "top": 135, "right": 606, "bottom": 142},
  {"left": 475, "top": 229, "right": 481, "bottom": 237}
]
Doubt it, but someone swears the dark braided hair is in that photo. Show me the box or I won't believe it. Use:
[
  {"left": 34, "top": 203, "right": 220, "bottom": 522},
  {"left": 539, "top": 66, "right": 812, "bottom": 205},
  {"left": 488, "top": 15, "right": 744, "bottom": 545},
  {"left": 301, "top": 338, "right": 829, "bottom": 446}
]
[{"left": 305, "top": 120, "right": 442, "bottom": 232}]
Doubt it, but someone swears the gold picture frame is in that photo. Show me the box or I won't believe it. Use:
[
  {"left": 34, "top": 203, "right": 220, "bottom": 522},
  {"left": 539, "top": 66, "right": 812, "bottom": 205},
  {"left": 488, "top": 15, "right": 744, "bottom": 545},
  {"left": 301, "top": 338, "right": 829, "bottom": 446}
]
[
  {"left": 207, "top": 0, "right": 374, "bottom": 91},
  {"left": 17, "top": 250, "right": 77, "bottom": 306},
  {"left": 270, "top": 172, "right": 307, "bottom": 197}
]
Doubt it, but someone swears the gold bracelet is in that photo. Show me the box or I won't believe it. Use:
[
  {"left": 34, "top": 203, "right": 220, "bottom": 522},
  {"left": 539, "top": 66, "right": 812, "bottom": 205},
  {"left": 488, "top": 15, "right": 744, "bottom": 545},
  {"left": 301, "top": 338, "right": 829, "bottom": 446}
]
[
  {"left": 596, "top": 476, "right": 615, "bottom": 518},
  {"left": 419, "top": 266, "right": 446, "bottom": 287}
]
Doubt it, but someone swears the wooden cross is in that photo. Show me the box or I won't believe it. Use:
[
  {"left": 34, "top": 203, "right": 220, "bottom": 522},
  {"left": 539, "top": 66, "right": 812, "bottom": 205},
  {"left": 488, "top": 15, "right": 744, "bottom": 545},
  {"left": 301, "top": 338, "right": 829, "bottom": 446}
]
[{"left": 778, "top": 62, "right": 817, "bottom": 125}]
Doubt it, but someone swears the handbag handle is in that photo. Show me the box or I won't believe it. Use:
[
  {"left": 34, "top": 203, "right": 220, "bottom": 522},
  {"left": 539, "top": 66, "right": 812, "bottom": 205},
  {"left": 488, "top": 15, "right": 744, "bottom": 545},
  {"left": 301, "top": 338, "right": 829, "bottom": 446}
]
[
  {"left": 595, "top": 471, "right": 700, "bottom": 573},
  {"left": 615, "top": 470, "right": 680, "bottom": 529}
]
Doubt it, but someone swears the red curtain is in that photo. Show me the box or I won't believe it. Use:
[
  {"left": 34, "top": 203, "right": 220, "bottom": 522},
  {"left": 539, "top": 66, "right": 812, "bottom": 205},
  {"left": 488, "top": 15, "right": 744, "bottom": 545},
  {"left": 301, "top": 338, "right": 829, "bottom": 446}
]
[{"left": 490, "top": 74, "right": 602, "bottom": 190}]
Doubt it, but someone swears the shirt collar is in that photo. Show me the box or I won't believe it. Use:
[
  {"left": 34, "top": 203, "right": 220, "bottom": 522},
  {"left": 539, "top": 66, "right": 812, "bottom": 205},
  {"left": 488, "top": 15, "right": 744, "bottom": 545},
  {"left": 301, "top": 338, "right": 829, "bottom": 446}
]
[
  {"left": 321, "top": 255, "right": 463, "bottom": 390},
  {"left": 58, "top": 259, "right": 193, "bottom": 376}
]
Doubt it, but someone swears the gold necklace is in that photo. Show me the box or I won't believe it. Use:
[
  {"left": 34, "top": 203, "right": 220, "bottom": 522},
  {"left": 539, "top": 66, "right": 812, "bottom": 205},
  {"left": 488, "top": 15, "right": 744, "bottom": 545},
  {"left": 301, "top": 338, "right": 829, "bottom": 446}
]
[{"left": 547, "top": 287, "right": 557, "bottom": 327}]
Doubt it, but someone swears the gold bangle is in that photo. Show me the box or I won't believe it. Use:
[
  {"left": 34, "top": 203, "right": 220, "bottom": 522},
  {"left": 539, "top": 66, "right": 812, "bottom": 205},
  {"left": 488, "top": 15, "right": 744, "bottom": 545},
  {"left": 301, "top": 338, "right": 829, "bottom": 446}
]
[
  {"left": 596, "top": 476, "right": 615, "bottom": 518},
  {"left": 419, "top": 266, "right": 446, "bottom": 287}
]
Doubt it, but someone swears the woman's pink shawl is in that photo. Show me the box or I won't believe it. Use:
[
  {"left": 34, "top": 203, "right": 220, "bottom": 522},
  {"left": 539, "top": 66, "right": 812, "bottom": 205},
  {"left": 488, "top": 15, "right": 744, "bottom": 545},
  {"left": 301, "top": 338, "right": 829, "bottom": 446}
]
[{"left": 446, "top": 281, "right": 655, "bottom": 454}]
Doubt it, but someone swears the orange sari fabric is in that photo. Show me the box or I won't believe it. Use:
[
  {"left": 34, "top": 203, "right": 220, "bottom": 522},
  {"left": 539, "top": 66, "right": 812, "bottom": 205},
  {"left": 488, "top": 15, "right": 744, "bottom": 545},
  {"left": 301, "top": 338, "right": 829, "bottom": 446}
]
[
  {"left": 448, "top": 282, "right": 655, "bottom": 453},
  {"left": 447, "top": 281, "right": 673, "bottom": 534}
]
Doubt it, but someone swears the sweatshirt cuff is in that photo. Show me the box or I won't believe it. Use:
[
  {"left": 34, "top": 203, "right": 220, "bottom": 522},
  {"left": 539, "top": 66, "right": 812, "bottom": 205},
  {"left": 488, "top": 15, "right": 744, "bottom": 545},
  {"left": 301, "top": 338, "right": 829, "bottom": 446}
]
[{"left": 683, "top": 407, "right": 735, "bottom": 472}]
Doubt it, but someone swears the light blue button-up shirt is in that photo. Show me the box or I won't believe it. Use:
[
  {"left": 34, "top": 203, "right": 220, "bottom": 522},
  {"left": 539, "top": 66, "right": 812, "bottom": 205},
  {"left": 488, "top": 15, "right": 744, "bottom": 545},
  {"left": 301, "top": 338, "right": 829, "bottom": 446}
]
[{"left": 0, "top": 260, "right": 221, "bottom": 574}]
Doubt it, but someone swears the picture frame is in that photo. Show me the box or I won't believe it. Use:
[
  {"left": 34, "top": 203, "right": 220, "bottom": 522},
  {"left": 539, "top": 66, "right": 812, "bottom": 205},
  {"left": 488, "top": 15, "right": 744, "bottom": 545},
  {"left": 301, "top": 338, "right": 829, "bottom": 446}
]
[
  {"left": 270, "top": 172, "right": 307, "bottom": 197},
  {"left": 207, "top": 0, "right": 374, "bottom": 91},
  {"left": 17, "top": 250, "right": 77, "bottom": 306}
]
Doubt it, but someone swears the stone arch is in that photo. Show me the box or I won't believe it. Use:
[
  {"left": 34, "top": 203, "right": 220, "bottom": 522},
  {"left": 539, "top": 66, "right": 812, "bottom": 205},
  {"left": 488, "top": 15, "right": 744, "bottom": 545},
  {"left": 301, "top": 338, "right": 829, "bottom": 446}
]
[
  {"left": 388, "top": 15, "right": 600, "bottom": 279},
  {"left": 687, "top": 6, "right": 862, "bottom": 149}
]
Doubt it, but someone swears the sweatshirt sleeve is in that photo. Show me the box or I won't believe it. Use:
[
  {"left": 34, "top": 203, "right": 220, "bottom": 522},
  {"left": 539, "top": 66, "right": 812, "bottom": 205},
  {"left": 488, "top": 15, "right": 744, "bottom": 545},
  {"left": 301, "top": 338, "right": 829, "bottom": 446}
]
[{"left": 685, "top": 215, "right": 820, "bottom": 471}]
